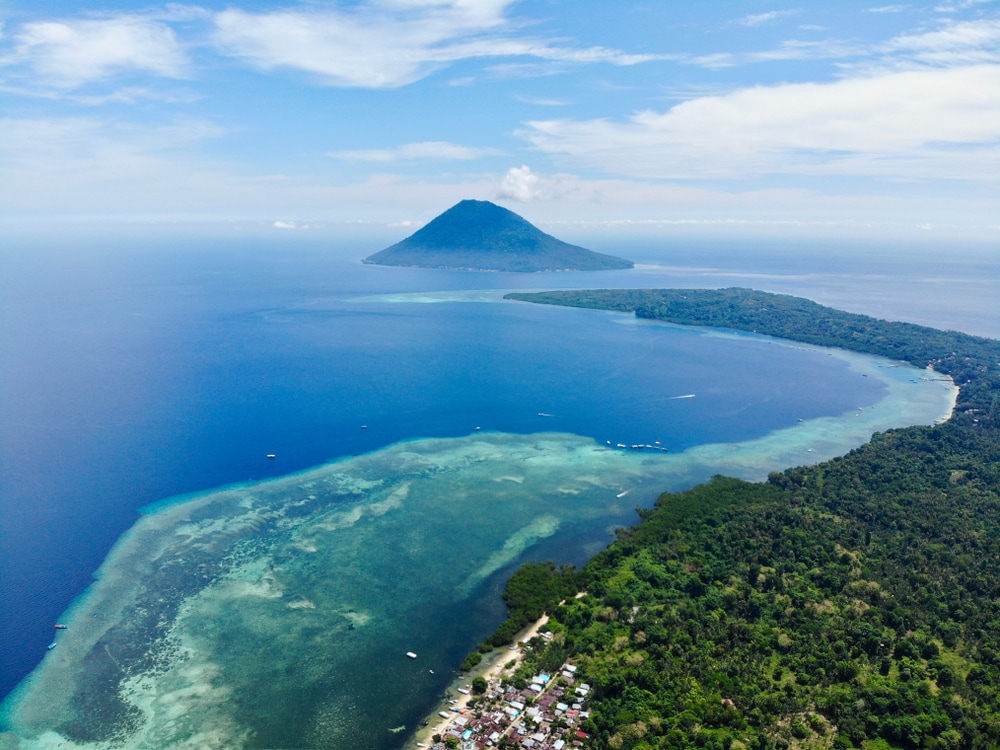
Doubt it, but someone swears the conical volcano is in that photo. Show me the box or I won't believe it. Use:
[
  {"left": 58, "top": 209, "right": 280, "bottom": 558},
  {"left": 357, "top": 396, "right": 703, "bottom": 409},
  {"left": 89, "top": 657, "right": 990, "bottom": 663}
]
[{"left": 364, "top": 200, "right": 633, "bottom": 272}]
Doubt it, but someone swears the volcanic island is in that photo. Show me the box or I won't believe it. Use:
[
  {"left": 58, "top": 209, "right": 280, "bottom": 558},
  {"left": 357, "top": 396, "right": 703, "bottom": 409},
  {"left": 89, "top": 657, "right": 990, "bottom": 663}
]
[{"left": 364, "top": 199, "right": 633, "bottom": 273}]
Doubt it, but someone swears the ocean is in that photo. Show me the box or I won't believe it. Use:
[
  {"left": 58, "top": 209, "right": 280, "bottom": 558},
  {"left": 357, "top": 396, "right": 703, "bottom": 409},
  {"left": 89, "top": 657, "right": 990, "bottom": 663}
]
[{"left": 0, "top": 231, "right": 994, "bottom": 748}]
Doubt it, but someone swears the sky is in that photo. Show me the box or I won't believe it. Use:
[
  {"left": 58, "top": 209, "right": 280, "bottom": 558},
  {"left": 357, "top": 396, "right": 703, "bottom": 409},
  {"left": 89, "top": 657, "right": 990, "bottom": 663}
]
[{"left": 1, "top": 0, "right": 999, "bottom": 239}]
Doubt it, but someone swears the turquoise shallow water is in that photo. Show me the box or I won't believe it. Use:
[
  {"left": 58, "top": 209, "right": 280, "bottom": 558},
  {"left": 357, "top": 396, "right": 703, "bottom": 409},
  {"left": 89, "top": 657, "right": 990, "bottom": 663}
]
[{"left": 0, "top": 324, "right": 955, "bottom": 750}]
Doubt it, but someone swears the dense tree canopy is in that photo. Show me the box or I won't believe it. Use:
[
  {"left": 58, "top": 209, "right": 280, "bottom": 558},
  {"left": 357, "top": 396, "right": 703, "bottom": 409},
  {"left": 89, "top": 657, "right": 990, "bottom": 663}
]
[{"left": 491, "top": 288, "right": 1000, "bottom": 749}]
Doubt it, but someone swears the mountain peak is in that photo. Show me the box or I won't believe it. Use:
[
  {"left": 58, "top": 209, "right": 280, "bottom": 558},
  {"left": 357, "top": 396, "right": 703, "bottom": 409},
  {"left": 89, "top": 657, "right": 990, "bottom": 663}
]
[{"left": 364, "top": 200, "right": 633, "bottom": 273}]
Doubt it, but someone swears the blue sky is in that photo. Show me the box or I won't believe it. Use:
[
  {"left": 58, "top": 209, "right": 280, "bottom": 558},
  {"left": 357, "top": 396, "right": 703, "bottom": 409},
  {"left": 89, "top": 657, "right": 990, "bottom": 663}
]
[{"left": 1, "top": 1, "right": 998, "bottom": 239}]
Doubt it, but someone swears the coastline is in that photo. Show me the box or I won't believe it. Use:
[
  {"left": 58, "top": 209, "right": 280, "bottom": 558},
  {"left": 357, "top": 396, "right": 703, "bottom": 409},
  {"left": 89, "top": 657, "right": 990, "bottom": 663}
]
[
  {"left": 404, "top": 615, "right": 552, "bottom": 749},
  {"left": 3, "top": 345, "right": 951, "bottom": 746},
  {"left": 2, "top": 282, "right": 960, "bottom": 748},
  {"left": 396, "top": 351, "right": 959, "bottom": 750}
]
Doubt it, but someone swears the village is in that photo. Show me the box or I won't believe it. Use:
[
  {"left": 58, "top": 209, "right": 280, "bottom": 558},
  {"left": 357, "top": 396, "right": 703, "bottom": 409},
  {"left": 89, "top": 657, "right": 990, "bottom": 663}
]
[{"left": 416, "top": 645, "right": 591, "bottom": 750}]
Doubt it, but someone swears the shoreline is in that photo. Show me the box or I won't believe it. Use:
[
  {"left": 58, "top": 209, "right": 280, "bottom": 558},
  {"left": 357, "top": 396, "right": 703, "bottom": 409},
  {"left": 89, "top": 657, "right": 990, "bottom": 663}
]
[{"left": 404, "top": 615, "right": 552, "bottom": 749}]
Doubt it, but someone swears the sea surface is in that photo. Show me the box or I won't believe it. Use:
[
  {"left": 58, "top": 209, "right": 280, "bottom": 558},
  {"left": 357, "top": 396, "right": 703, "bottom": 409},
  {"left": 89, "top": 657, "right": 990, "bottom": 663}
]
[{"left": 0, "top": 232, "right": 994, "bottom": 749}]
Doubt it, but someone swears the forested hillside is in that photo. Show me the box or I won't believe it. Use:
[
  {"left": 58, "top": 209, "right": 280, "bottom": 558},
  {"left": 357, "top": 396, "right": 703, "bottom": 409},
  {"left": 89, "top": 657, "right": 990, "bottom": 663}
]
[{"left": 493, "top": 289, "right": 1000, "bottom": 750}]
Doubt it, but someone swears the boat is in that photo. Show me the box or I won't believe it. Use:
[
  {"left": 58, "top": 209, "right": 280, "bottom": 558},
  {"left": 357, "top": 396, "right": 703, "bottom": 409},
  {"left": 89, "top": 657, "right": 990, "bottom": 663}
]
[
  {"left": 406, "top": 651, "right": 417, "bottom": 659},
  {"left": 47, "top": 642, "right": 57, "bottom": 650},
  {"left": 54, "top": 624, "right": 68, "bottom": 629},
  {"left": 266, "top": 454, "right": 276, "bottom": 459}
]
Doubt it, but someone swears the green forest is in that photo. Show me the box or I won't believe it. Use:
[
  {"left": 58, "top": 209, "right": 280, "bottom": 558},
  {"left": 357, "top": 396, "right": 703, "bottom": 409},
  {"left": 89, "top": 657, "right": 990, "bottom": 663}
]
[{"left": 489, "top": 288, "right": 1000, "bottom": 750}]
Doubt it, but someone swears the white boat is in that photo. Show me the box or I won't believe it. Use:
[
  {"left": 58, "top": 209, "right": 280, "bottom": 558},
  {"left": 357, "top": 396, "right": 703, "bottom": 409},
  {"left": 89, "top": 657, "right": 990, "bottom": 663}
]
[{"left": 406, "top": 651, "right": 417, "bottom": 659}]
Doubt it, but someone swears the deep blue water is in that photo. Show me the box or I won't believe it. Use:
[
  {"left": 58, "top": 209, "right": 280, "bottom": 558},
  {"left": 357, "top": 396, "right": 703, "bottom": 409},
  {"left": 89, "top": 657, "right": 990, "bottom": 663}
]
[{"left": 1, "top": 233, "right": 995, "bottom": 702}]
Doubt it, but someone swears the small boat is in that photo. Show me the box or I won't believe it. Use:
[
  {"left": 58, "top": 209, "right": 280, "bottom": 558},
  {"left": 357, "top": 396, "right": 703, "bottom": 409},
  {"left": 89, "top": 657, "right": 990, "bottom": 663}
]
[
  {"left": 47, "top": 642, "right": 57, "bottom": 650},
  {"left": 266, "top": 454, "right": 276, "bottom": 459},
  {"left": 406, "top": 651, "right": 417, "bottom": 659},
  {"left": 54, "top": 624, "right": 68, "bottom": 629}
]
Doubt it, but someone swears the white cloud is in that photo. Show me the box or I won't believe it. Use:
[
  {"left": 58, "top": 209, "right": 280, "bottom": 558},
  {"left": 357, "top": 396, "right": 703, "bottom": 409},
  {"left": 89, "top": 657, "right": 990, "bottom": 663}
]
[
  {"left": 212, "top": 1, "right": 667, "bottom": 88},
  {"left": 935, "top": 0, "right": 996, "bottom": 11},
  {"left": 3, "top": 1, "right": 669, "bottom": 93},
  {"left": 6, "top": 16, "right": 188, "bottom": 88},
  {"left": 514, "top": 94, "right": 570, "bottom": 106},
  {"left": 66, "top": 86, "right": 199, "bottom": 106},
  {"left": 1, "top": 114, "right": 994, "bottom": 234},
  {"left": 866, "top": 5, "right": 909, "bottom": 12},
  {"left": 0, "top": 82, "right": 198, "bottom": 106},
  {"left": 689, "top": 39, "right": 865, "bottom": 69},
  {"left": 735, "top": 10, "right": 800, "bottom": 27},
  {"left": 881, "top": 19, "right": 1000, "bottom": 66},
  {"left": 518, "top": 65, "right": 1000, "bottom": 182},
  {"left": 497, "top": 165, "right": 541, "bottom": 201},
  {"left": 689, "top": 17, "right": 1000, "bottom": 72},
  {"left": 328, "top": 141, "right": 502, "bottom": 162},
  {"left": 495, "top": 165, "right": 587, "bottom": 202}
]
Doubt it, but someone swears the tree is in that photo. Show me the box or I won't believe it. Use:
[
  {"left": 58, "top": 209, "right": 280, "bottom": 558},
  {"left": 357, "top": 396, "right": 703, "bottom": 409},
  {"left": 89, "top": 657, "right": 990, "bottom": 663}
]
[{"left": 460, "top": 651, "right": 482, "bottom": 672}]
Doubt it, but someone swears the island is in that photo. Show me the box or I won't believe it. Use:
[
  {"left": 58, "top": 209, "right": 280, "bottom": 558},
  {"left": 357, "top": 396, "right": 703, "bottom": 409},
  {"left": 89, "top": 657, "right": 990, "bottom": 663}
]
[
  {"left": 363, "top": 200, "right": 633, "bottom": 272},
  {"left": 448, "top": 288, "right": 1000, "bottom": 750}
]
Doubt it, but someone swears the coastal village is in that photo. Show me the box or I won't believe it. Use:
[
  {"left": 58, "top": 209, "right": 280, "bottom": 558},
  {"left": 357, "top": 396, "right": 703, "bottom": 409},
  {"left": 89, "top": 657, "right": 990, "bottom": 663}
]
[
  {"left": 409, "top": 620, "right": 591, "bottom": 750},
  {"left": 421, "top": 660, "right": 589, "bottom": 750}
]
